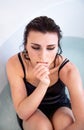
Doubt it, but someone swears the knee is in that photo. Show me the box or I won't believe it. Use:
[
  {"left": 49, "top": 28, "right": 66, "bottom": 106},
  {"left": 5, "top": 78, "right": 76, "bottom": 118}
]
[
  {"left": 23, "top": 110, "right": 53, "bottom": 130},
  {"left": 52, "top": 114, "right": 73, "bottom": 130},
  {"left": 36, "top": 119, "right": 53, "bottom": 130},
  {"left": 52, "top": 107, "right": 74, "bottom": 130},
  {"left": 23, "top": 118, "right": 53, "bottom": 130},
  {"left": 33, "top": 110, "right": 53, "bottom": 130}
]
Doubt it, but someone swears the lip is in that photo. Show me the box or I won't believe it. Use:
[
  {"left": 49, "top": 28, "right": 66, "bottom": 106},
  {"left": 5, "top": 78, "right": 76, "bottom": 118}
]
[{"left": 37, "top": 61, "right": 48, "bottom": 64}]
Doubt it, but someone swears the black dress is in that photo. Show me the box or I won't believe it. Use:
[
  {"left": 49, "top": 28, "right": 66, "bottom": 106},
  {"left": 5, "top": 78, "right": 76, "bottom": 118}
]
[{"left": 17, "top": 53, "right": 71, "bottom": 130}]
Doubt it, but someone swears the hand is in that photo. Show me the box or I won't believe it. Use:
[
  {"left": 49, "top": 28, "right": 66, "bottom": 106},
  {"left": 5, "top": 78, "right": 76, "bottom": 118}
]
[{"left": 33, "top": 63, "right": 50, "bottom": 87}]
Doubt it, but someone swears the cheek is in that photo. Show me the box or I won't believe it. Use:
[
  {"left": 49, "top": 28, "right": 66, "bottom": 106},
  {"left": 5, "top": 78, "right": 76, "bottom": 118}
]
[
  {"left": 28, "top": 48, "right": 36, "bottom": 58},
  {"left": 48, "top": 52, "right": 56, "bottom": 62},
  {"left": 48, "top": 47, "right": 58, "bottom": 61},
  {"left": 28, "top": 50, "right": 38, "bottom": 63}
]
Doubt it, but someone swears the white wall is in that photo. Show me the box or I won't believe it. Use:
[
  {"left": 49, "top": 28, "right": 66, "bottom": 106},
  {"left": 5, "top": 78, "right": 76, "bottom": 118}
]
[
  {"left": 0, "top": 0, "right": 84, "bottom": 93},
  {"left": 0, "top": 0, "right": 84, "bottom": 46},
  {"left": 0, "top": 0, "right": 64, "bottom": 46}
]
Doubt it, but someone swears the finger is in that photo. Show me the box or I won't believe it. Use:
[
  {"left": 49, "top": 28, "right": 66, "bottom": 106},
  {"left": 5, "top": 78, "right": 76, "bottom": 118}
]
[
  {"left": 36, "top": 67, "right": 50, "bottom": 79},
  {"left": 37, "top": 69, "right": 50, "bottom": 78},
  {"left": 34, "top": 65, "right": 49, "bottom": 75},
  {"left": 34, "top": 63, "right": 49, "bottom": 70},
  {"left": 37, "top": 71, "right": 50, "bottom": 81}
]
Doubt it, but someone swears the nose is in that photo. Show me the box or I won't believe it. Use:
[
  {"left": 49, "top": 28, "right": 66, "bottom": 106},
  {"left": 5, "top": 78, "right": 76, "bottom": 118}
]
[{"left": 39, "top": 49, "right": 47, "bottom": 62}]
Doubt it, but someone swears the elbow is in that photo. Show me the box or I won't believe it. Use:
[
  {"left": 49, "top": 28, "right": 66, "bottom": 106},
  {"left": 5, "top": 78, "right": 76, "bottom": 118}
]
[
  {"left": 17, "top": 109, "right": 28, "bottom": 121},
  {"left": 16, "top": 105, "right": 30, "bottom": 121}
]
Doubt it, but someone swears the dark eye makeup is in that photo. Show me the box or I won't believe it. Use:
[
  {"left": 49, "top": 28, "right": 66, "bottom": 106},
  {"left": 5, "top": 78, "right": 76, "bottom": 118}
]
[
  {"left": 47, "top": 47, "right": 55, "bottom": 50},
  {"left": 31, "top": 46, "right": 40, "bottom": 50},
  {"left": 31, "top": 46, "right": 55, "bottom": 50}
]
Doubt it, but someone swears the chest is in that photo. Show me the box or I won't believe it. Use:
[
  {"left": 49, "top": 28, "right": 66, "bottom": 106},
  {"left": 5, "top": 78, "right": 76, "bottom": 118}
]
[{"left": 26, "top": 68, "right": 59, "bottom": 88}]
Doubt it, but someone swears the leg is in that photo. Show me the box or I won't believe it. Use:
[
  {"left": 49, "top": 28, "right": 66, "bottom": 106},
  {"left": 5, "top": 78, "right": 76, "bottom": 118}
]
[
  {"left": 51, "top": 107, "right": 75, "bottom": 130},
  {"left": 23, "top": 109, "right": 53, "bottom": 130}
]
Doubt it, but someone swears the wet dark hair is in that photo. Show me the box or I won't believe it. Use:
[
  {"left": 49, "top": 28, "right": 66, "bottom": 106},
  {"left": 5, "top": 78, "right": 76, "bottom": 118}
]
[{"left": 23, "top": 16, "right": 62, "bottom": 54}]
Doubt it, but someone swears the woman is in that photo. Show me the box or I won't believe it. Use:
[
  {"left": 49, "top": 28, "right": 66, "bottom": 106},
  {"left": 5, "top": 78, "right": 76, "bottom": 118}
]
[{"left": 6, "top": 16, "right": 84, "bottom": 130}]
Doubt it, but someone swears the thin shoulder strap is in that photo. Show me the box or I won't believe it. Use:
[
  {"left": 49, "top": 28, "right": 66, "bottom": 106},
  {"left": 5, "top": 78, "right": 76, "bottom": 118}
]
[
  {"left": 58, "top": 58, "right": 69, "bottom": 75},
  {"left": 18, "top": 53, "right": 26, "bottom": 78}
]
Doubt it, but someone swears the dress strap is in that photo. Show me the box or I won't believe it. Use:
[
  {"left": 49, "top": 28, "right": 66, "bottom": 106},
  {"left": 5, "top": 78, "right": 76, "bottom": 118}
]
[
  {"left": 18, "top": 53, "right": 26, "bottom": 78},
  {"left": 58, "top": 58, "right": 69, "bottom": 75}
]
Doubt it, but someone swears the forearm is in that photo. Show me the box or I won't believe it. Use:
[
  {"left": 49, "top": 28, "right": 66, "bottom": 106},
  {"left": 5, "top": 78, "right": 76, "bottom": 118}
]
[{"left": 17, "top": 82, "right": 48, "bottom": 120}]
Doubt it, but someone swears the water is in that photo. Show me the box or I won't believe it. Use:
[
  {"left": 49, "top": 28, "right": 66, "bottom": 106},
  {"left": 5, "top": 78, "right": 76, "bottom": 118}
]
[
  {"left": 0, "top": 84, "right": 21, "bottom": 130},
  {"left": 0, "top": 36, "right": 84, "bottom": 130},
  {"left": 62, "top": 36, "right": 84, "bottom": 86}
]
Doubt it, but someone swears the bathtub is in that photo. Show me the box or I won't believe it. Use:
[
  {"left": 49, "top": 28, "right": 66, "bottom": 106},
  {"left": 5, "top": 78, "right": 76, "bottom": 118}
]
[{"left": 0, "top": 36, "right": 84, "bottom": 130}]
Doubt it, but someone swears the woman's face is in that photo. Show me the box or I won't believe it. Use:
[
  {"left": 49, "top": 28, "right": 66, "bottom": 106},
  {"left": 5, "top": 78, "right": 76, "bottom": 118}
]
[{"left": 26, "top": 31, "right": 58, "bottom": 68}]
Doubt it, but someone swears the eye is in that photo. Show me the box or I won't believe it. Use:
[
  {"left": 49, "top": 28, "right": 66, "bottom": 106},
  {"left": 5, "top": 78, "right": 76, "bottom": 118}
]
[
  {"left": 47, "top": 47, "right": 55, "bottom": 50},
  {"left": 31, "top": 46, "right": 40, "bottom": 50}
]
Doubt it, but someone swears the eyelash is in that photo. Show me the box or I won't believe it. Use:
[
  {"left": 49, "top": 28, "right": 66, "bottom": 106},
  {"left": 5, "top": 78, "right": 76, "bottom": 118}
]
[
  {"left": 31, "top": 46, "right": 40, "bottom": 50},
  {"left": 47, "top": 47, "right": 55, "bottom": 50},
  {"left": 31, "top": 46, "right": 55, "bottom": 50}
]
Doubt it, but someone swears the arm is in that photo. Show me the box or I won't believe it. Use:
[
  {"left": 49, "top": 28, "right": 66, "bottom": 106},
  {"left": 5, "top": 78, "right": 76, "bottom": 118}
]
[
  {"left": 59, "top": 62, "right": 84, "bottom": 130},
  {"left": 6, "top": 56, "right": 50, "bottom": 121}
]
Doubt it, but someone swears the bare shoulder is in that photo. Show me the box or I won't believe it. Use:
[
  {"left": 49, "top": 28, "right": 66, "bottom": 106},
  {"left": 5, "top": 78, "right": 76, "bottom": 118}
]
[
  {"left": 59, "top": 59, "right": 82, "bottom": 87},
  {"left": 56, "top": 55, "right": 75, "bottom": 74},
  {"left": 60, "top": 60, "right": 79, "bottom": 76},
  {"left": 6, "top": 53, "right": 24, "bottom": 78},
  {"left": 7, "top": 54, "right": 18, "bottom": 66}
]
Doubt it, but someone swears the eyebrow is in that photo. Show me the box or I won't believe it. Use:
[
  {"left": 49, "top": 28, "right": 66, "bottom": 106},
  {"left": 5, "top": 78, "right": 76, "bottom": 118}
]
[
  {"left": 31, "top": 43, "right": 40, "bottom": 46},
  {"left": 31, "top": 43, "right": 56, "bottom": 47}
]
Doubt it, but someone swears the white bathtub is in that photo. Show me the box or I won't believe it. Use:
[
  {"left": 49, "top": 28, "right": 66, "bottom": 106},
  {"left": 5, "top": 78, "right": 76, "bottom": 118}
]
[{"left": 0, "top": 36, "right": 84, "bottom": 130}]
